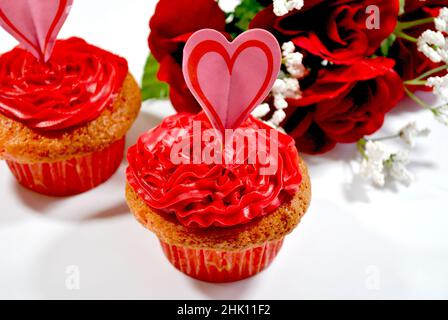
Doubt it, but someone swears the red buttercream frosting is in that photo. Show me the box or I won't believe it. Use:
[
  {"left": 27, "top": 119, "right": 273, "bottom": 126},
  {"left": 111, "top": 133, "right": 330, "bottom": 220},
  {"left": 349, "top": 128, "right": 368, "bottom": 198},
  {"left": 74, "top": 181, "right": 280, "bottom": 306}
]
[
  {"left": 126, "top": 112, "right": 302, "bottom": 228},
  {"left": 0, "top": 37, "right": 128, "bottom": 131}
]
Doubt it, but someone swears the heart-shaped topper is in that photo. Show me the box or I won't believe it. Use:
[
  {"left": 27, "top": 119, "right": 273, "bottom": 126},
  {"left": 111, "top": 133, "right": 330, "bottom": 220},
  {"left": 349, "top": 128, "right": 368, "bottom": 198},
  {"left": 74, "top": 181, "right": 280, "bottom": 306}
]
[
  {"left": 0, "top": 0, "right": 73, "bottom": 62},
  {"left": 183, "top": 29, "right": 281, "bottom": 137}
]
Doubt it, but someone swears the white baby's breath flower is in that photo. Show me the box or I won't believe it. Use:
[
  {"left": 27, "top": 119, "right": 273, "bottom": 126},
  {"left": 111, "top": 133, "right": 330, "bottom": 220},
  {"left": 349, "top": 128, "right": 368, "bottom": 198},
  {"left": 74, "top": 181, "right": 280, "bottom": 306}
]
[
  {"left": 271, "top": 78, "right": 300, "bottom": 111},
  {"left": 282, "top": 41, "right": 295, "bottom": 55},
  {"left": 365, "top": 141, "right": 390, "bottom": 162},
  {"left": 388, "top": 150, "right": 414, "bottom": 186},
  {"left": 273, "top": 94, "right": 288, "bottom": 109},
  {"left": 417, "top": 30, "right": 447, "bottom": 63},
  {"left": 283, "top": 77, "right": 301, "bottom": 98},
  {"left": 284, "top": 52, "right": 306, "bottom": 78},
  {"left": 252, "top": 103, "right": 271, "bottom": 118},
  {"left": 272, "top": 78, "right": 287, "bottom": 95},
  {"left": 435, "top": 7, "right": 448, "bottom": 33},
  {"left": 272, "top": 78, "right": 301, "bottom": 100},
  {"left": 270, "top": 109, "right": 287, "bottom": 126},
  {"left": 286, "top": 0, "right": 304, "bottom": 12},
  {"left": 359, "top": 140, "right": 417, "bottom": 187},
  {"left": 263, "top": 51, "right": 303, "bottom": 129},
  {"left": 427, "top": 74, "right": 448, "bottom": 101},
  {"left": 273, "top": 0, "right": 288, "bottom": 16},
  {"left": 360, "top": 141, "right": 390, "bottom": 187},
  {"left": 273, "top": 0, "right": 304, "bottom": 16},
  {"left": 399, "top": 122, "right": 431, "bottom": 147},
  {"left": 433, "top": 104, "right": 448, "bottom": 125},
  {"left": 260, "top": 77, "right": 301, "bottom": 129},
  {"left": 360, "top": 158, "right": 386, "bottom": 187},
  {"left": 281, "top": 41, "right": 306, "bottom": 79},
  {"left": 217, "top": 0, "right": 241, "bottom": 13}
]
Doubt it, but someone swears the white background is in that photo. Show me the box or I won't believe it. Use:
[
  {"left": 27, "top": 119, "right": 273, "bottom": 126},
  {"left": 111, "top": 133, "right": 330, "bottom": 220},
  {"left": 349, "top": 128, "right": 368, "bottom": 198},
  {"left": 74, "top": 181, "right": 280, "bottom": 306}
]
[{"left": 1, "top": 0, "right": 447, "bottom": 300}]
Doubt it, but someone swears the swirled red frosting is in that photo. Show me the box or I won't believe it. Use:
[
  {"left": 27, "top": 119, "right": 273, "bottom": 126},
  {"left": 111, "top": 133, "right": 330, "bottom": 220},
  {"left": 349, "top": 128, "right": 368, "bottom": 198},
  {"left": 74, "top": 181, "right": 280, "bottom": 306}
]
[
  {"left": 0, "top": 37, "right": 128, "bottom": 131},
  {"left": 126, "top": 112, "right": 302, "bottom": 228}
]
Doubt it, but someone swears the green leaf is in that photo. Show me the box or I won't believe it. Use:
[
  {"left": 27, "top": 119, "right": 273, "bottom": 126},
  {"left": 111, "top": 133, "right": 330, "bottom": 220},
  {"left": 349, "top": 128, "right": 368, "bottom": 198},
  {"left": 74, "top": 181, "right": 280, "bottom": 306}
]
[
  {"left": 141, "top": 54, "right": 169, "bottom": 101},
  {"left": 233, "top": 0, "right": 264, "bottom": 32},
  {"left": 380, "top": 33, "right": 397, "bottom": 57}
]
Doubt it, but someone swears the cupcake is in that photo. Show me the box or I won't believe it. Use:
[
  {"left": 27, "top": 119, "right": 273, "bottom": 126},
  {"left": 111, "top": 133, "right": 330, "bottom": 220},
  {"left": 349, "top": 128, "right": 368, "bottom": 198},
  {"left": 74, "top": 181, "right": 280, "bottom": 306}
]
[
  {"left": 126, "top": 112, "right": 311, "bottom": 282},
  {"left": 0, "top": 37, "right": 141, "bottom": 196}
]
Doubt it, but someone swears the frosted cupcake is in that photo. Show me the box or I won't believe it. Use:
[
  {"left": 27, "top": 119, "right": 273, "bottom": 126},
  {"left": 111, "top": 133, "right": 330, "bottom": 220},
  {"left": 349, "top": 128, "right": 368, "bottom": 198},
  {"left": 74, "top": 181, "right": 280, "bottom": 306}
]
[
  {"left": 127, "top": 28, "right": 310, "bottom": 282},
  {"left": 126, "top": 112, "right": 311, "bottom": 282},
  {"left": 0, "top": 37, "right": 141, "bottom": 196}
]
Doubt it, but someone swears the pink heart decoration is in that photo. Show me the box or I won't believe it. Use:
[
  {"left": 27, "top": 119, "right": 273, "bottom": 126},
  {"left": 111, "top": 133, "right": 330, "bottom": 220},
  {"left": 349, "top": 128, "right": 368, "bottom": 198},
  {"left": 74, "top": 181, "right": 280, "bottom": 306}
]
[
  {"left": 0, "top": 0, "right": 73, "bottom": 62},
  {"left": 183, "top": 29, "right": 281, "bottom": 136}
]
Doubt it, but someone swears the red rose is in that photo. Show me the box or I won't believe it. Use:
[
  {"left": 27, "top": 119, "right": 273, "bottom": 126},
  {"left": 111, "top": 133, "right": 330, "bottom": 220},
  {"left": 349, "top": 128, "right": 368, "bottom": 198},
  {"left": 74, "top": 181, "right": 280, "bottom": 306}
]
[
  {"left": 283, "top": 58, "right": 404, "bottom": 154},
  {"left": 250, "top": 0, "right": 399, "bottom": 64},
  {"left": 148, "top": 0, "right": 227, "bottom": 113},
  {"left": 389, "top": 0, "right": 446, "bottom": 91},
  {"left": 404, "top": 0, "right": 447, "bottom": 14}
]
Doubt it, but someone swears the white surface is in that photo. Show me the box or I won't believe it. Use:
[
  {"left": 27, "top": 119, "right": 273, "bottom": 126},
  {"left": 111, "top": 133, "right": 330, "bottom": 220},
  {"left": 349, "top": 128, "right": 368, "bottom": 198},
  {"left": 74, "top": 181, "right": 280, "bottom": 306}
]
[{"left": 1, "top": 0, "right": 448, "bottom": 300}]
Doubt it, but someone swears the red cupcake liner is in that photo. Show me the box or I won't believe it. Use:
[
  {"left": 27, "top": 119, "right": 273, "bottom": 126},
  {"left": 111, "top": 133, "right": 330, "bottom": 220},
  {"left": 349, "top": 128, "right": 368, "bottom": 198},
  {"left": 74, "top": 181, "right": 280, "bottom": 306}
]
[
  {"left": 6, "top": 137, "right": 125, "bottom": 197},
  {"left": 160, "top": 238, "right": 284, "bottom": 283}
]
